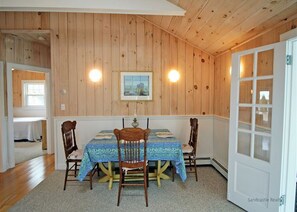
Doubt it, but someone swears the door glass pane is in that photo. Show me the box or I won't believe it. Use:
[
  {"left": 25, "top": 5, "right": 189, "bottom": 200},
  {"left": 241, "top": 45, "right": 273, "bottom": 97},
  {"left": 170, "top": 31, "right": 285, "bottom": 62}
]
[
  {"left": 239, "top": 80, "right": 253, "bottom": 104},
  {"left": 240, "top": 53, "right": 254, "bottom": 78},
  {"left": 257, "top": 49, "right": 274, "bottom": 76},
  {"left": 237, "top": 132, "right": 251, "bottom": 156},
  {"left": 254, "top": 134, "right": 270, "bottom": 162},
  {"left": 255, "top": 108, "right": 272, "bottom": 133},
  {"left": 238, "top": 107, "right": 252, "bottom": 130},
  {"left": 256, "top": 79, "right": 273, "bottom": 104}
]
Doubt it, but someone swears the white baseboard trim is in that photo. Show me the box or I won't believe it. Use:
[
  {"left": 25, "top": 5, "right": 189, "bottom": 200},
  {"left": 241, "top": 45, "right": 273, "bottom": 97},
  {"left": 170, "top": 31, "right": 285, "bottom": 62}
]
[{"left": 211, "top": 158, "right": 228, "bottom": 179}]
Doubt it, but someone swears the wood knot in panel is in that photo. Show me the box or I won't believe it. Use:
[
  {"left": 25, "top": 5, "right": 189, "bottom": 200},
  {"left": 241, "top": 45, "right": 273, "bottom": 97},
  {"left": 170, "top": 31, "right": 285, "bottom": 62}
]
[
  {"left": 202, "top": 112, "right": 205, "bottom": 115},
  {"left": 194, "top": 85, "right": 198, "bottom": 90},
  {"left": 206, "top": 85, "right": 209, "bottom": 90},
  {"left": 201, "top": 58, "right": 205, "bottom": 63}
]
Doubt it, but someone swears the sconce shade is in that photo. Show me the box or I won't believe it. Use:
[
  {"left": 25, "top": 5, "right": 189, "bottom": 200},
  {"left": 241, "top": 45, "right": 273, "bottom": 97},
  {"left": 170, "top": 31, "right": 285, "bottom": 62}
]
[
  {"left": 89, "top": 69, "right": 102, "bottom": 82},
  {"left": 168, "top": 69, "right": 180, "bottom": 82}
]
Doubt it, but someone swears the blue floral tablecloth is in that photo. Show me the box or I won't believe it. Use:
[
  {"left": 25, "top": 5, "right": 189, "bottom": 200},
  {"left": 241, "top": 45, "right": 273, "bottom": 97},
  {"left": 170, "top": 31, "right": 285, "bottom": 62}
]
[{"left": 77, "top": 129, "right": 187, "bottom": 182}]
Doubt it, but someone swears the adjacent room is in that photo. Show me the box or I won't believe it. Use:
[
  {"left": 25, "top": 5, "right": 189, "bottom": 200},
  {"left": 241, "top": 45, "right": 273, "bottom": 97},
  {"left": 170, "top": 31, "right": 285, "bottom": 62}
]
[
  {"left": 0, "top": 0, "right": 297, "bottom": 211},
  {"left": 12, "top": 69, "right": 47, "bottom": 164}
]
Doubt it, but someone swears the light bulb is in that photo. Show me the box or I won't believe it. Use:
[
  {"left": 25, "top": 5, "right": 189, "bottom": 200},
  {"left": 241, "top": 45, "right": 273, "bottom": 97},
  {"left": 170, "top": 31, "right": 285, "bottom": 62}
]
[
  {"left": 89, "top": 69, "right": 102, "bottom": 82},
  {"left": 168, "top": 69, "right": 180, "bottom": 82}
]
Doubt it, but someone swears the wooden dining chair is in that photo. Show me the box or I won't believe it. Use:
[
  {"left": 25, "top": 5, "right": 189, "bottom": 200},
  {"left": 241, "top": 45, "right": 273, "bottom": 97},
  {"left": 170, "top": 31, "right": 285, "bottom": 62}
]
[
  {"left": 122, "top": 117, "right": 150, "bottom": 129},
  {"left": 172, "top": 118, "right": 198, "bottom": 182},
  {"left": 61, "top": 120, "right": 99, "bottom": 190},
  {"left": 114, "top": 128, "right": 150, "bottom": 207}
]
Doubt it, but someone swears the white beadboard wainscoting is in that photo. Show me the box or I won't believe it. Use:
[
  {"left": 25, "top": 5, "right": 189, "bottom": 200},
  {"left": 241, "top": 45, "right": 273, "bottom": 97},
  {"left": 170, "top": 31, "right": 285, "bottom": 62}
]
[
  {"left": 54, "top": 115, "right": 214, "bottom": 170},
  {"left": 213, "top": 116, "right": 230, "bottom": 172}
]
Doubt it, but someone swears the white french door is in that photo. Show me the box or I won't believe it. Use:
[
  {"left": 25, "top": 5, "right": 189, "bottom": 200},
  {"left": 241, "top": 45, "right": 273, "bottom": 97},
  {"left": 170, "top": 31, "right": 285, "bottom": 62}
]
[{"left": 227, "top": 42, "right": 288, "bottom": 211}]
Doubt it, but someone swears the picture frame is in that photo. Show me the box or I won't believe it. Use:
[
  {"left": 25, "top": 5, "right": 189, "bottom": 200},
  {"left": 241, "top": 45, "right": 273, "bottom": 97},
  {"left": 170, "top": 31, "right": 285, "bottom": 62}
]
[{"left": 120, "top": 72, "right": 153, "bottom": 101}]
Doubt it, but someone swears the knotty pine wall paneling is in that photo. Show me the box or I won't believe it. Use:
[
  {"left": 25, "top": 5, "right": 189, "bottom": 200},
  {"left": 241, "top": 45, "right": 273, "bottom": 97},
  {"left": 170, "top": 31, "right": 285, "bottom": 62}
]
[{"left": 0, "top": 12, "right": 214, "bottom": 117}]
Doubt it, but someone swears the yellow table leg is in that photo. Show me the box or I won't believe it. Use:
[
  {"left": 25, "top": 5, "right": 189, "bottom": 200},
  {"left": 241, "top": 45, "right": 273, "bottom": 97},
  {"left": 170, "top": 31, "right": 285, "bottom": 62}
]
[
  {"left": 98, "top": 162, "right": 114, "bottom": 190},
  {"left": 99, "top": 160, "right": 171, "bottom": 188},
  {"left": 156, "top": 160, "right": 170, "bottom": 187}
]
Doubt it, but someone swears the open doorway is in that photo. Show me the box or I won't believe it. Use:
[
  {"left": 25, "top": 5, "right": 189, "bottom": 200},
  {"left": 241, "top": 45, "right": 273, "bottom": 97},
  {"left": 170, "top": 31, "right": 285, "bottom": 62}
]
[
  {"left": 6, "top": 63, "right": 52, "bottom": 168},
  {"left": 12, "top": 69, "right": 47, "bottom": 164}
]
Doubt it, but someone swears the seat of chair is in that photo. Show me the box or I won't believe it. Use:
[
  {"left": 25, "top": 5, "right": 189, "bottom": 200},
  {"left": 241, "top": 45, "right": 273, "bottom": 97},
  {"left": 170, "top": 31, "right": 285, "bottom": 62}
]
[
  {"left": 67, "top": 149, "right": 83, "bottom": 160},
  {"left": 121, "top": 160, "right": 148, "bottom": 171},
  {"left": 182, "top": 144, "right": 193, "bottom": 153}
]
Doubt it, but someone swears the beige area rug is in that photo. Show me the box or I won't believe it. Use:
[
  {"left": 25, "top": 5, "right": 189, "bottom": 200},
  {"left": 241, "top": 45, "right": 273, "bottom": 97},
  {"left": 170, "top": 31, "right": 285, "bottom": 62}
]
[
  {"left": 10, "top": 167, "right": 244, "bottom": 212},
  {"left": 14, "top": 142, "right": 47, "bottom": 164}
]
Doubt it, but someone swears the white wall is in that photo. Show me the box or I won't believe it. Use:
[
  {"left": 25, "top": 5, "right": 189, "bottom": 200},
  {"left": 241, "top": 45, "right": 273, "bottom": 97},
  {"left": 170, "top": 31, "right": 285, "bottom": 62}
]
[{"left": 54, "top": 115, "right": 214, "bottom": 170}]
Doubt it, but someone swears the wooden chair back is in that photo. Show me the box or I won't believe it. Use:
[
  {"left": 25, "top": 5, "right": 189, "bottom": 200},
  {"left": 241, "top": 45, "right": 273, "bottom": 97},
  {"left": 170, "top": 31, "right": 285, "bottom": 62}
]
[
  {"left": 114, "top": 128, "right": 150, "bottom": 168},
  {"left": 189, "top": 118, "right": 198, "bottom": 155},
  {"left": 61, "top": 121, "right": 78, "bottom": 159}
]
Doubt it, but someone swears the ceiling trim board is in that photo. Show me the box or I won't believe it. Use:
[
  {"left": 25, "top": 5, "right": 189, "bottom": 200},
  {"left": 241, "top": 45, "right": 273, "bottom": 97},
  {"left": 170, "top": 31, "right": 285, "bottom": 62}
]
[{"left": 0, "top": 0, "right": 186, "bottom": 16}]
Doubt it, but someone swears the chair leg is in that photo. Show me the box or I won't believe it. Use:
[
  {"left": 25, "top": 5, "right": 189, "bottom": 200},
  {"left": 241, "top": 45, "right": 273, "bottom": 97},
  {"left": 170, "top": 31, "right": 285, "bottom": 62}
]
[
  {"left": 89, "top": 170, "right": 93, "bottom": 190},
  {"left": 146, "top": 166, "right": 149, "bottom": 187},
  {"left": 117, "top": 169, "right": 123, "bottom": 206},
  {"left": 63, "top": 162, "right": 69, "bottom": 190},
  {"left": 172, "top": 165, "right": 175, "bottom": 182},
  {"left": 193, "top": 158, "right": 198, "bottom": 182},
  {"left": 97, "top": 163, "right": 100, "bottom": 176},
  {"left": 144, "top": 170, "right": 148, "bottom": 207},
  {"left": 188, "top": 156, "right": 192, "bottom": 171},
  {"left": 74, "top": 162, "right": 77, "bottom": 177}
]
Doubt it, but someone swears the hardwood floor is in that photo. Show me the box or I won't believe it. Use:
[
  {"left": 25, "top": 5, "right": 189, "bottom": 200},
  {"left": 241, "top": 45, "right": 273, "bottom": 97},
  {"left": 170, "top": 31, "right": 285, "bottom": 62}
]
[{"left": 0, "top": 154, "right": 55, "bottom": 212}]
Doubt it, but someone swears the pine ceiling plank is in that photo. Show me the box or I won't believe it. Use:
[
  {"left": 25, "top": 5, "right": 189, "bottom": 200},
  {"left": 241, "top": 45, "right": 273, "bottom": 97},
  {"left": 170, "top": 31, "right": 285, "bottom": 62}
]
[
  {"left": 167, "top": 0, "right": 201, "bottom": 35},
  {"left": 206, "top": 0, "right": 297, "bottom": 54},
  {"left": 192, "top": 0, "right": 248, "bottom": 50},
  {"left": 199, "top": 0, "right": 266, "bottom": 51},
  {"left": 215, "top": 2, "right": 297, "bottom": 54},
  {"left": 184, "top": 0, "right": 226, "bottom": 43}
]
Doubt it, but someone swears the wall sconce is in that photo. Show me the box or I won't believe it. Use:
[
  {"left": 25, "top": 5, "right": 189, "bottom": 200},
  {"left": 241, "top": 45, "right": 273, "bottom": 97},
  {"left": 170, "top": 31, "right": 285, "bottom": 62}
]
[
  {"left": 240, "top": 62, "right": 244, "bottom": 76},
  {"left": 168, "top": 69, "right": 180, "bottom": 82},
  {"left": 89, "top": 69, "right": 102, "bottom": 82},
  {"left": 229, "top": 65, "right": 243, "bottom": 76}
]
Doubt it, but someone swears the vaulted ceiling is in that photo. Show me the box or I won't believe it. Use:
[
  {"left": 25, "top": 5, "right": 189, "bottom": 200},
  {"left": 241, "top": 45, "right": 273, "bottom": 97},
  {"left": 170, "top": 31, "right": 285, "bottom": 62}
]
[{"left": 143, "top": 0, "right": 297, "bottom": 55}]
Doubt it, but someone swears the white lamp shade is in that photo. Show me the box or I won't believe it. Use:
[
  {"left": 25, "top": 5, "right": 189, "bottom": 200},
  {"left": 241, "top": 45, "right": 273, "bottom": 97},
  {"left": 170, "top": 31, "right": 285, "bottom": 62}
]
[
  {"left": 89, "top": 69, "right": 102, "bottom": 82},
  {"left": 168, "top": 69, "right": 180, "bottom": 82}
]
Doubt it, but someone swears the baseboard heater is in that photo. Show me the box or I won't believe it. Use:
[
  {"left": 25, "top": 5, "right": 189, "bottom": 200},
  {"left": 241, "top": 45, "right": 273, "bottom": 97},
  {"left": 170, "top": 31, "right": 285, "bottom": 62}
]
[{"left": 194, "top": 157, "right": 228, "bottom": 180}]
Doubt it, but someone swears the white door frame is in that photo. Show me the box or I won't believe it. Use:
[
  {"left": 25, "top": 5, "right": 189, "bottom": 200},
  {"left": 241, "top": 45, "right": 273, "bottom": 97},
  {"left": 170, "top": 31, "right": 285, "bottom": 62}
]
[
  {"left": 6, "top": 63, "right": 52, "bottom": 169},
  {"left": 0, "top": 61, "right": 8, "bottom": 172}
]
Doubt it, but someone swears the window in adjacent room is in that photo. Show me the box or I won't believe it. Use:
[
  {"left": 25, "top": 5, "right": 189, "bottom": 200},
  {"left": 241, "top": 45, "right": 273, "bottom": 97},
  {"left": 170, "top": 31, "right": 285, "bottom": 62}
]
[{"left": 22, "top": 80, "right": 45, "bottom": 107}]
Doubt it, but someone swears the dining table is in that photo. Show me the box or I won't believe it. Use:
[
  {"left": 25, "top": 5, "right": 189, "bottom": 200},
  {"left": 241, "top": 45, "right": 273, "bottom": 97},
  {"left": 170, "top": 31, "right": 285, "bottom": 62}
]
[{"left": 77, "top": 129, "right": 187, "bottom": 189}]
